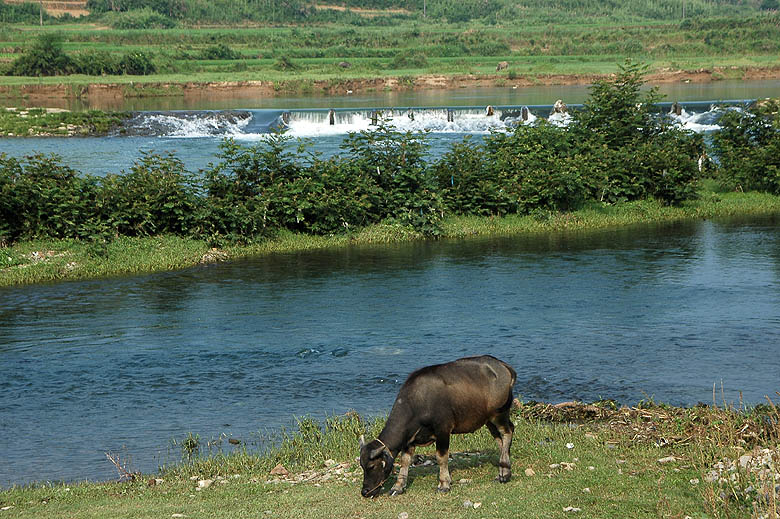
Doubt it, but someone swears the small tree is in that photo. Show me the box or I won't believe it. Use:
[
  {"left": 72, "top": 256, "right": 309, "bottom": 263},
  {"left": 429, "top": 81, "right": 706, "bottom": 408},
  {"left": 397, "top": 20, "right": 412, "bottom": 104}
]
[{"left": 7, "top": 33, "right": 73, "bottom": 77}]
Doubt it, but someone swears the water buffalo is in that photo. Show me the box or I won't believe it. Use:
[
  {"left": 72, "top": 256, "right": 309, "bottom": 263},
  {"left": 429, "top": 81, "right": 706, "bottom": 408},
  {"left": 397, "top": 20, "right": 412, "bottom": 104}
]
[
  {"left": 496, "top": 61, "right": 509, "bottom": 71},
  {"left": 359, "top": 355, "right": 516, "bottom": 497}
]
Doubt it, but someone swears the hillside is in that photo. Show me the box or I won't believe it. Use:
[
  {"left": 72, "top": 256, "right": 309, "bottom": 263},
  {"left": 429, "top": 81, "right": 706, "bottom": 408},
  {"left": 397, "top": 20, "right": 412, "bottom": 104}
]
[{"left": 2, "top": 0, "right": 88, "bottom": 18}]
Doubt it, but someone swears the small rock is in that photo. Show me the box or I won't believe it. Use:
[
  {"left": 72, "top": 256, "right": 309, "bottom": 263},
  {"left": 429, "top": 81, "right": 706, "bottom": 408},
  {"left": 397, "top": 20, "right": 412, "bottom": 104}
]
[
  {"left": 473, "top": 502, "right": 482, "bottom": 509},
  {"left": 270, "top": 464, "right": 290, "bottom": 476},
  {"left": 566, "top": 443, "right": 575, "bottom": 449},
  {"left": 657, "top": 456, "right": 677, "bottom": 464},
  {"left": 549, "top": 463, "right": 561, "bottom": 470},
  {"left": 398, "top": 513, "right": 409, "bottom": 519},
  {"left": 458, "top": 478, "right": 472, "bottom": 485},
  {"left": 189, "top": 476, "right": 199, "bottom": 481},
  {"left": 563, "top": 506, "right": 581, "bottom": 513},
  {"left": 172, "top": 515, "right": 186, "bottom": 518},
  {"left": 228, "top": 438, "right": 240, "bottom": 445},
  {"left": 463, "top": 500, "right": 473, "bottom": 508},
  {"left": 524, "top": 468, "right": 536, "bottom": 477},
  {"left": 738, "top": 455, "right": 753, "bottom": 469},
  {"left": 1, "top": 506, "right": 15, "bottom": 511},
  {"left": 689, "top": 478, "right": 700, "bottom": 485},
  {"left": 582, "top": 488, "right": 591, "bottom": 493},
  {"left": 324, "top": 459, "right": 337, "bottom": 467},
  {"left": 588, "top": 466, "right": 595, "bottom": 471},
  {"left": 197, "top": 479, "right": 213, "bottom": 489}
]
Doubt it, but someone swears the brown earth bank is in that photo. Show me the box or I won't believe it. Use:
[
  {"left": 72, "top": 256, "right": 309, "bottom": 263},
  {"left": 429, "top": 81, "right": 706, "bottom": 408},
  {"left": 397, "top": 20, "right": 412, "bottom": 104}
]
[{"left": 2, "top": 66, "right": 780, "bottom": 106}]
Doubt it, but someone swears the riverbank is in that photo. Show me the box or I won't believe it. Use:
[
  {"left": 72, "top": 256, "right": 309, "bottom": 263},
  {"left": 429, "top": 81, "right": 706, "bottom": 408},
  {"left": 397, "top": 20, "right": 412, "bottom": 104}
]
[
  {"left": 1, "top": 401, "right": 777, "bottom": 518},
  {"left": 2, "top": 189, "right": 779, "bottom": 287},
  {"left": 2, "top": 65, "right": 780, "bottom": 108}
]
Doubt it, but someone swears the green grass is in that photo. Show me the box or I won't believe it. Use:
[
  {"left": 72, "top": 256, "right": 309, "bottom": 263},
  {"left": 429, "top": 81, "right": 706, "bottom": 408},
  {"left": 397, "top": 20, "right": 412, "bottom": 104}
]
[
  {"left": 3, "top": 189, "right": 780, "bottom": 287},
  {"left": 1, "top": 402, "right": 777, "bottom": 518},
  {"left": 2, "top": 17, "right": 780, "bottom": 92}
]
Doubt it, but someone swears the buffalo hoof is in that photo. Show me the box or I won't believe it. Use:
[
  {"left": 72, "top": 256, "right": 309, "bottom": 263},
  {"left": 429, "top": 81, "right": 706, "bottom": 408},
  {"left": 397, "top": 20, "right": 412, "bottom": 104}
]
[
  {"left": 496, "top": 474, "right": 511, "bottom": 483},
  {"left": 437, "top": 486, "right": 451, "bottom": 494},
  {"left": 389, "top": 488, "right": 405, "bottom": 497}
]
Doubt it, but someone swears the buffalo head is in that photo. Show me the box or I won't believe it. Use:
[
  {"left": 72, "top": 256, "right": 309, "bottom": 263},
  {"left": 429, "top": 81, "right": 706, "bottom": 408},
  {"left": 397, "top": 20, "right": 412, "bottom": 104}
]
[{"left": 359, "top": 435, "right": 394, "bottom": 498}]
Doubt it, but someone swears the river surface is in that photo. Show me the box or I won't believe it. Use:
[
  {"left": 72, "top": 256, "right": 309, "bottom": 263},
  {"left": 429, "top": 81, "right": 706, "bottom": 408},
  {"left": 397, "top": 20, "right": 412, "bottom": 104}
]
[
  {"left": 2, "top": 81, "right": 780, "bottom": 487},
  {"left": 1, "top": 217, "right": 780, "bottom": 487},
  {"left": 2, "top": 80, "right": 779, "bottom": 176}
]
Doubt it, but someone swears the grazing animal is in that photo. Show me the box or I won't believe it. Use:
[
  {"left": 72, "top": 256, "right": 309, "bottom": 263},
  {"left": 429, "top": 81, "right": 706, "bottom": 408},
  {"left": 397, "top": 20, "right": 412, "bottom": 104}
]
[
  {"left": 496, "top": 61, "right": 509, "bottom": 71},
  {"left": 359, "top": 355, "right": 516, "bottom": 497}
]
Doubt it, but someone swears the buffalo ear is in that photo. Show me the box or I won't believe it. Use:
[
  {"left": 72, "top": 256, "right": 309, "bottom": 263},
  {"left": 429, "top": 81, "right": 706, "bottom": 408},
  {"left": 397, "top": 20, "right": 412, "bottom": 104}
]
[{"left": 359, "top": 435, "right": 366, "bottom": 450}]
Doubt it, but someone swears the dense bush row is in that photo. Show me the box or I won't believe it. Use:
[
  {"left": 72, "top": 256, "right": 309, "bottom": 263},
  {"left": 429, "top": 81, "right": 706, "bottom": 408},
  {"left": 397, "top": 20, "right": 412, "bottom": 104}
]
[
  {"left": 3, "top": 34, "right": 156, "bottom": 77},
  {"left": 1, "top": 63, "right": 777, "bottom": 248}
]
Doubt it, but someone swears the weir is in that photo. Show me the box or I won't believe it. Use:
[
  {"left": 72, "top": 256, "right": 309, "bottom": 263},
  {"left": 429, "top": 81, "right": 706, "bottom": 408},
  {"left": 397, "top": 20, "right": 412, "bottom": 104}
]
[{"left": 116, "top": 100, "right": 751, "bottom": 138}]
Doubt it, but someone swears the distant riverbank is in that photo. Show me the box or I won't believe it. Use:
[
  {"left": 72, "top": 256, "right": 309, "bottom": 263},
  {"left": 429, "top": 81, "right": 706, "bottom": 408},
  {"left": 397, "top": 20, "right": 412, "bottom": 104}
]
[{"left": 2, "top": 66, "right": 780, "bottom": 108}]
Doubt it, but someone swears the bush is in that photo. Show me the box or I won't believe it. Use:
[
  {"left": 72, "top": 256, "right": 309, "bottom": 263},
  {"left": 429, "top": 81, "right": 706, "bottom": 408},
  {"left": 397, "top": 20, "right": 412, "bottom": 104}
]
[
  {"left": 118, "top": 51, "right": 157, "bottom": 75},
  {"left": 103, "top": 8, "right": 176, "bottom": 29},
  {"left": 199, "top": 43, "right": 241, "bottom": 60},
  {"left": 390, "top": 50, "right": 428, "bottom": 69},
  {"left": 72, "top": 50, "right": 122, "bottom": 76},
  {"left": 6, "top": 34, "right": 73, "bottom": 77},
  {"left": 712, "top": 100, "right": 780, "bottom": 194},
  {"left": 99, "top": 152, "right": 201, "bottom": 237},
  {"left": 0, "top": 153, "right": 101, "bottom": 243}
]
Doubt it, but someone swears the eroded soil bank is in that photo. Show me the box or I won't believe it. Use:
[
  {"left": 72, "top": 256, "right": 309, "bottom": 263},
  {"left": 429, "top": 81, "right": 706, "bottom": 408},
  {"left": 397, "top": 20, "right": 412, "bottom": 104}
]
[{"left": 2, "top": 66, "right": 779, "bottom": 108}]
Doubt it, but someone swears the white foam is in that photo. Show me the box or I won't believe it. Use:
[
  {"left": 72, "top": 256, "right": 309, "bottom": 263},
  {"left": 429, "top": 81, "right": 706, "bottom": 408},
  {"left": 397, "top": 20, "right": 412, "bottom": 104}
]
[{"left": 671, "top": 108, "right": 721, "bottom": 133}]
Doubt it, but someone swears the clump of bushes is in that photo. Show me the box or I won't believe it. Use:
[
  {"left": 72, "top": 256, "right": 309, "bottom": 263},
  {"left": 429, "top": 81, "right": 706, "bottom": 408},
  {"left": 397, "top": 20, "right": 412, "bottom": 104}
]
[
  {"left": 4, "top": 62, "right": 779, "bottom": 249},
  {"left": 199, "top": 43, "right": 242, "bottom": 60},
  {"left": 712, "top": 99, "right": 780, "bottom": 194},
  {"left": 390, "top": 50, "right": 428, "bottom": 69},
  {"left": 6, "top": 34, "right": 158, "bottom": 76},
  {"left": 100, "top": 8, "right": 177, "bottom": 29}
]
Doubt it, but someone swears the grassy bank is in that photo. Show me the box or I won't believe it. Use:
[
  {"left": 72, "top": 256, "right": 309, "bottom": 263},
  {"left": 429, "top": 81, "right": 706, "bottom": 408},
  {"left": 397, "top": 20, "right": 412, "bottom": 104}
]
[
  {"left": 2, "top": 188, "right": 780, "bottom": 287},
  {"left": 0, "top": 107, "right": 127, "bottom": 136},
  {"left": 1, "top": 401, "right": 777, "bottom": 518},
  {"left": 2, "top": 17, "right": 780, "bottom": 98}
]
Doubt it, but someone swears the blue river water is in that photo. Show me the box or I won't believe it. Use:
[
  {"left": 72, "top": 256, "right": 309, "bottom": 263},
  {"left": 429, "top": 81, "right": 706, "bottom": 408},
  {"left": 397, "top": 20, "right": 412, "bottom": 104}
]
[
  {"left": 1, "top": 217, "right": 779, "bottom": 487},
  {"left": 1, "top": 81, "right": 780, "bottom": 487}
]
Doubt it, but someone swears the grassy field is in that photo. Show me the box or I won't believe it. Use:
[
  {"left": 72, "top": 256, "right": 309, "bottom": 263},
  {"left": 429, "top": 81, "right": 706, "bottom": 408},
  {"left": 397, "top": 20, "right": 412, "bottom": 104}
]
[
  {"left": 3, "top": 187, "right": 780, "bottom": 287},
  {"left": 2, "top": 16, "right": 780, "bottom": 93},
  {"left": 0, "top": 401, "right": 777, "bottom": 518}
]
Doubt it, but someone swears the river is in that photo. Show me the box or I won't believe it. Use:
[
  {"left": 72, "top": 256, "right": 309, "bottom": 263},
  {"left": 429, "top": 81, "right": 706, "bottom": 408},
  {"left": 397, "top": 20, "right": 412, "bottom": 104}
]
[
  {"left": 1, "top": 81, "right": 779, "bottom": 487},
  {"left": 1, "top": 217, "right": 779, "bottom": 487}
]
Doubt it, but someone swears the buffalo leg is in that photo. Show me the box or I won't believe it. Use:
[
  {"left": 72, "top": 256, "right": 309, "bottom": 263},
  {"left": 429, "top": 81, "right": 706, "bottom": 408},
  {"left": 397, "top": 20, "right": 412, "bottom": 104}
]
[
  {"left": 488, "top": 412, "right": 514, "bottom": 483},
  {"left": 390, "top": 446, "right": 415, "bottom": 496},
  {"left": 435, "top": 435, "right": 451, "bottom": 493}
]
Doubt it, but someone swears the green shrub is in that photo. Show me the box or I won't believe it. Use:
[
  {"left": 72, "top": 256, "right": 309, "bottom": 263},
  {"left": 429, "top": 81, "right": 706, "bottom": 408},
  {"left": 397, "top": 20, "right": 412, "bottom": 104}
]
[
  {"left": 0, "top": 153, "right": 101, "bottom": 242},
  {"left": 390, "top": 50, "right": 428, "bottom": 69},
  {"left": 100, "top": 7, "right": 177, "bottom": 28},
  {"left": 199, "top": 43, "right": 241, "bottom": 60},
  {"left": 6, "top": 34, "right": 73, "bottom": 77},
  {"left": 712, "top": 100, "right": 780, "bottom": 194},
  {"left": 99, "top": 152, "right": 201, "bottom": 237},
  {"left": 273, "top": 55, "right": 298, "bottom": 71},
  {"left": 72, "top": 50, "right": 122, "bottom": 76},
  {"left": 118, "top": 51, "right": 157, "bottom": 75}
]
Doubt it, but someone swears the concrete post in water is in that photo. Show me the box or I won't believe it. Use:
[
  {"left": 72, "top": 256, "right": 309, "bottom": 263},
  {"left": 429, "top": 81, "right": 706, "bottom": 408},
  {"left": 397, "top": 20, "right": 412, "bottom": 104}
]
[
  {"left": 486, "top": 105, "right": 495, "bottom": 117},
  {"left": 370, "top": 110, "right": 379, "bottom": 126},
  {"left": 281, "top": 112, "right": 291, "bottom": 126},
  {"left": 447, "top": 109, "right": 454, "bottom": 122},
  {"left": 671, "top": 102, "right": 682, "bottom": 116},
  {"left": 329, "top": 109, "right": 336, "bottom": 126},
  {"left": 408, "top": 110, "right": 415, "bottom": 121},
  {"left": 521, "top": 106, "right": 529, "bottom": 121}
]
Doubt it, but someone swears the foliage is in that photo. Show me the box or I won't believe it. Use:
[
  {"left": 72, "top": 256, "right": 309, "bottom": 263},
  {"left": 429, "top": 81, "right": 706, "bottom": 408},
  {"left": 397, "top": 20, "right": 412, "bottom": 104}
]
[
  {"left": 390, "top": 50, "right": 428, "bottom": 69},
  {"left": 118, "top": 51, "right": 157, "bottom": 75},
  {"left": 0, "top": 1, "right": 53, "bottom": 24},
  {"left": 0, "top": 153, "right": 101, "bottom": 244},
  {"left": 712, "top": 100, "right": 780, "bottom": 194},
  {"left": 98, "top": 152, "right": 201, "bottom": 237},
  {"left": 198, "top": 43, "right": 241, "bottom": 60},
  {"left": 101, "top": 8, "right": 177, "bottom": 29},
  {"left": 7, "top": 33, "right": 73, "bottom": 77}
]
